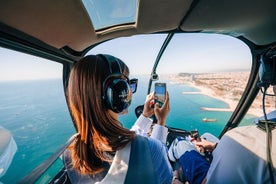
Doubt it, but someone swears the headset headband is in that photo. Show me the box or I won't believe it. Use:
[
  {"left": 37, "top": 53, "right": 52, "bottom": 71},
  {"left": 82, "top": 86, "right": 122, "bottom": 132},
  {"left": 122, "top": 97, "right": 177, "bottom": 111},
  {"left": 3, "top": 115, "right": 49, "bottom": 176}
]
[{"left": 98, "top": 54, "right": 123, "bottom": 75}]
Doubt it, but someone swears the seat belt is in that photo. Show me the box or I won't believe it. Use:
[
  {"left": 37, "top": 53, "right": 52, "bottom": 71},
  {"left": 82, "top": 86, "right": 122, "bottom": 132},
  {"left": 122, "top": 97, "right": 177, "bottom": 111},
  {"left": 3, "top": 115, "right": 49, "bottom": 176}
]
[
  {"left": 97, "top": 135, "right": 156, "bottom": 184},
  {"left": 96, "top": 142, "right": 131, "bottom": 184}
]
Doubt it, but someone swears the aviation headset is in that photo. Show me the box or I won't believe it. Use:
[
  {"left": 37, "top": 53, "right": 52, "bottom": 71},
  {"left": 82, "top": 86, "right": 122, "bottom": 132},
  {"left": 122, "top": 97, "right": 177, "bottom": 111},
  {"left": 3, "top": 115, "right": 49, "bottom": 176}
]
[
  {"left": 98, "top": 54, "right": 132, "bottom": 113},
  {"left": 258, "top": 46, "right": 276, "bottom": 88}
]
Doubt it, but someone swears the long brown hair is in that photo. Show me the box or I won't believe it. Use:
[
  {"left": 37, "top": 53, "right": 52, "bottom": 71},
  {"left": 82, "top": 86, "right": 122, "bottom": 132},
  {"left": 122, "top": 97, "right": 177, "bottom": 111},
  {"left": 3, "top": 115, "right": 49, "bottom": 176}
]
[{"left": 67, "top": 55, "right": 135, "bottom": 175}]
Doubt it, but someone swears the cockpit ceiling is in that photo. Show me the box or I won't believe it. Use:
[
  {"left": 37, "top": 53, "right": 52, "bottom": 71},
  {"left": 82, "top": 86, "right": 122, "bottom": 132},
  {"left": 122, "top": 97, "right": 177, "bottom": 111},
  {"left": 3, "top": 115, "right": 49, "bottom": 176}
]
[
  {"left": 0, "top": 0, "right": 275, "bottom": 52},
  {"left": 181, "top": 0, "right": 276, "bottom": 45}
]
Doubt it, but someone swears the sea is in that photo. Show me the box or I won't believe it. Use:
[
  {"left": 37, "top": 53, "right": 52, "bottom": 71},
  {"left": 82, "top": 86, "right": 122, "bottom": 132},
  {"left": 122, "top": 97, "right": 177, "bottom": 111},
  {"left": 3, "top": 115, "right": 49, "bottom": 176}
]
[{"left": 0, "top": 76, "right": 257, "bottom": 183}]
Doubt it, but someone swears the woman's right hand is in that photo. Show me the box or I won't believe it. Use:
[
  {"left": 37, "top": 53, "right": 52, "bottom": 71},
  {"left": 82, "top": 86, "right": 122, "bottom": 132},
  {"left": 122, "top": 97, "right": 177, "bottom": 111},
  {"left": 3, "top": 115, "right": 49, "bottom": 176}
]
[
  {"left": 142, "top": 92, "right": 155, "bottom": 118},
  {"left": 154, "top": 91, "right": 170, "bottom": 126}
]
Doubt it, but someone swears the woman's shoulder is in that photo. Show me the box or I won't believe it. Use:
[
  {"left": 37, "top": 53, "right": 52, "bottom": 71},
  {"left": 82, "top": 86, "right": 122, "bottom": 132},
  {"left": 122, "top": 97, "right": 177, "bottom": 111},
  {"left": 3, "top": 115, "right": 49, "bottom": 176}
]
[
  {"left": 134, "top": 134, "right": 163, "bottom": 148},
  {"left": 134, "top": 135, "right": 166, "bottom": 161},
  {"left": 128, "top": 135, "right": 172, "bottom": 183},
  {"left": 147, "top": 136, "right": 163, "bottom": 148}
]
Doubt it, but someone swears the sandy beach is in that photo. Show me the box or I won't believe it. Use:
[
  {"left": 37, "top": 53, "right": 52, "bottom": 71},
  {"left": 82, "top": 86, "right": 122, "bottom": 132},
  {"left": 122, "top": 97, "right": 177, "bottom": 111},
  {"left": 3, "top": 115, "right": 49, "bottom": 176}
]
[
  {"left": 170, "top": 72, "right": 276, "bottom": 118},
  {"left": 188, "top": 82, "right": 237, "bottom": 108},
  {"left": 186, "top": 81, "right": 274, "bottom": 117}
]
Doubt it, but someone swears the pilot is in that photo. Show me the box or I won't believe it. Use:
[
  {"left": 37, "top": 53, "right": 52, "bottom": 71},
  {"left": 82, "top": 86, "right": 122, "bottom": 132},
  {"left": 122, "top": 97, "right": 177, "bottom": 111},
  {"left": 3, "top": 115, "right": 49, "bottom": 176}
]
[
  {"left": 169, "top": 120, "right": 276, "bottom": 184},
  {"left": 206, "top": 121, "right": 276, "bottom": 183},
  {"left": 168, "top": 133, "right": 219, "bottom": 184}
]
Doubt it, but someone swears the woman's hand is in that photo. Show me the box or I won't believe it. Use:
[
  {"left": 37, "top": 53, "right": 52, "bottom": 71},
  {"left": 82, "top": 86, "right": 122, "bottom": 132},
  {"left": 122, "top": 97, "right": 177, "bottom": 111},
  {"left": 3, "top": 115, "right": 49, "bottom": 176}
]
[
  {"left": 154, "top": 91, "right": 170, "bottom": 126},
  {"left": 142, "top": 92, "right": 155, "bottom": 118}
]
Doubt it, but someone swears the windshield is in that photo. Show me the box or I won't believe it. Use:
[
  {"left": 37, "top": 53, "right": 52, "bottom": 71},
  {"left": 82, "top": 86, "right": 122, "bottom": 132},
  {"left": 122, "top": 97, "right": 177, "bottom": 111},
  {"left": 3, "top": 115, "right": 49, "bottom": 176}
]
[{"left": 88, "top": 33, "right": 254, "bottom": 137}]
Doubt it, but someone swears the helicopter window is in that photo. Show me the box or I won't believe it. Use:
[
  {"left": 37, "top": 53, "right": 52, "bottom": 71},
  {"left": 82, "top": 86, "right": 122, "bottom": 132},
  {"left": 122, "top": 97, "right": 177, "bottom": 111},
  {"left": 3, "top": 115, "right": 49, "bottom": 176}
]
[
  {"left": 82, "top": 0, "right": 137, "bottom": 31},
  {"left": 0, "top": 47, "right": 74, "bottom": 183},
  {"left": 245, "top": 85, "right": 276, "bottom": 125},
  {"left": 88, "top": 33, "right": 254, "bottom": 137}
]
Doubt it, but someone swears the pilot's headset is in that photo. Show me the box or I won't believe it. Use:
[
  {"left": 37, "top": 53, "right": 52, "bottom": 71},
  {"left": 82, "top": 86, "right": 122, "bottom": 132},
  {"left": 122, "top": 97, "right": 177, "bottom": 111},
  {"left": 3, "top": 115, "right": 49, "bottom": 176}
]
[
  {"left": 98, "top": 54, "right": 132, "bottom": 113},
  {"left": 258, "top": 46, "right": 276, "bottom": 88}
]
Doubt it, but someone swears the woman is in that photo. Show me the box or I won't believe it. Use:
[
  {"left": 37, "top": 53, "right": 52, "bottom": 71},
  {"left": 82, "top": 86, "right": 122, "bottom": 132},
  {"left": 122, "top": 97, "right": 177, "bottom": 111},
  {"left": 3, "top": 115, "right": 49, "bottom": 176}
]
[{"left": 66, "top": 54, "right": 173, "bottom": 183}]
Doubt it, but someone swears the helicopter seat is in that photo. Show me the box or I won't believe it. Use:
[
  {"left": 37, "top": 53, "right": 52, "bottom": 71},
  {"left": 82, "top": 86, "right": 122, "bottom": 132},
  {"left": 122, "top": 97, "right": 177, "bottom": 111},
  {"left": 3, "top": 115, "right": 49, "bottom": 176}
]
[{"left": 206, "top": 111, "right": 276, "bottom": 183}]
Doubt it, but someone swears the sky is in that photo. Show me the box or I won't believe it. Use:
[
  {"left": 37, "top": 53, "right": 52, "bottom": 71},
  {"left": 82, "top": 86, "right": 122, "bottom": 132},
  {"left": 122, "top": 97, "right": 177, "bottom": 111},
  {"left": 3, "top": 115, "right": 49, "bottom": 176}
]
[
  {"left": 0, "top": 33, "right": 252, "bottom": 81},
  {"left": 0, "top": 48, "right": 63, "bottom": 81},
  {"left": 87, "top": 33, "right": 252, "bottom": 75}
]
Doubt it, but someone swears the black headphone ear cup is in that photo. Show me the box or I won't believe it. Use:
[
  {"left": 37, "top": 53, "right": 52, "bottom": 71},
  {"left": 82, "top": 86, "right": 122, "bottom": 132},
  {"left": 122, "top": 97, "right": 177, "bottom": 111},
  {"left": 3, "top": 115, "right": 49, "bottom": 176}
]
[
  {"left": 259, "top": 53, "right": 276, "bottom": 87},
  {"left": 105, "top": 78, "right": 132, "bottom": 113}
]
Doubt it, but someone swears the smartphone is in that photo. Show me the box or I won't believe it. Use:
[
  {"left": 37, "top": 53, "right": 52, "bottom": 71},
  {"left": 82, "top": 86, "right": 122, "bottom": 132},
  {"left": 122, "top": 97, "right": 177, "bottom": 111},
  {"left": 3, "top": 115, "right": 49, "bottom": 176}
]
[{"left": 154, "top": 82, "right": 166, "bottom": 107}]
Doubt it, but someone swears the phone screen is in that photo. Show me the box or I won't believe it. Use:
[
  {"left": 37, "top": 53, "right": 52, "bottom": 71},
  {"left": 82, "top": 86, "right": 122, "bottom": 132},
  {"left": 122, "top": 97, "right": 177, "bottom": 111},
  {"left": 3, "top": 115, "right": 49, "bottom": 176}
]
[{"left": 155, "top": 83, "right": 166, "bottom": 107}]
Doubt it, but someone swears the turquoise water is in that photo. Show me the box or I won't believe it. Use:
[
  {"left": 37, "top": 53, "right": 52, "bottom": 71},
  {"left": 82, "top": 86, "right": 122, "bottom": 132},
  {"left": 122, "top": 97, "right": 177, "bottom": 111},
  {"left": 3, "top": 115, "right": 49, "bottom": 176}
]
[
  {"left": 120, "top": 76, "right": 256, "bottom": 136},
  {"left": 0, "top": 80, "right": 75, "bottom": 183},
  {"left": 0, "top": 77, "right": 256, "bottom": 183}
]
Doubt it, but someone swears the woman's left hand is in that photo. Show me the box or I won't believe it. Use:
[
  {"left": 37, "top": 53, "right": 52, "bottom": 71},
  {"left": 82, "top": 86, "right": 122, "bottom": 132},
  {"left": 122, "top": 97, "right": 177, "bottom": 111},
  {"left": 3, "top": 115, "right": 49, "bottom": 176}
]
[{"left": 154, "top": 91, "right": 170, "bottom": 126}]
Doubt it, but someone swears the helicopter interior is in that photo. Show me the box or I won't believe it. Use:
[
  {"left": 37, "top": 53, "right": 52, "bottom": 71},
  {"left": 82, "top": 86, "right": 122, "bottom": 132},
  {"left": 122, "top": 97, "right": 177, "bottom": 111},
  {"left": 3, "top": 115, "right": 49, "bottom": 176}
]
[{"left": 0, "top": 0, "right": 276, "bottom": 183}]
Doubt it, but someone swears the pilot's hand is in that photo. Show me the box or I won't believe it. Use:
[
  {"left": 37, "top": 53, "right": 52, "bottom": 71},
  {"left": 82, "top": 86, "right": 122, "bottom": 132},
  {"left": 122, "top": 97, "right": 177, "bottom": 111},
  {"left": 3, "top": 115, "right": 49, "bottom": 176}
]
[
  {"left": 142, "top": 92, "right": 155, "bottom": 118},
  {"left": 172, "top": 170, "right": 182, "bottom": 184},
  {"left": 195, "top": 139, "right": 217, "bottom": 152},
  {"left": 154, "top": 91, "right": 170, "bottom": 126}
]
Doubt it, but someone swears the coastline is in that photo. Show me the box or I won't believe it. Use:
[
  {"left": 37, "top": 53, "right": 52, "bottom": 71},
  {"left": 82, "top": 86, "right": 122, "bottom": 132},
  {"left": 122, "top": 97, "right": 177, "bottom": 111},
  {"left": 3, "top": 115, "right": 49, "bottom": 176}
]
[
  {"left": 169, "top": 72, "right": 276, "bottom": 118},
  {"left": 187, "top": 82, "right": 237, "bottom": 109},
  {"left": 186, "top": 82, "right": 263, "bottom": 117}
]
